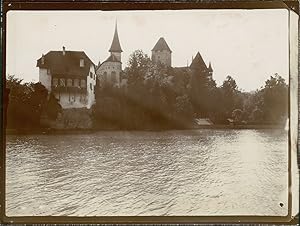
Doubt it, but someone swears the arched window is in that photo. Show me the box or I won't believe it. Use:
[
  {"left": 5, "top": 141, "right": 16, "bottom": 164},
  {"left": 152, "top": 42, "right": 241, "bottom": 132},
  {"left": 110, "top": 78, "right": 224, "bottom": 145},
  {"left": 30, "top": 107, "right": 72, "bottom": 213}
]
[
  {"left": 111, "top": 71, "right": 116, "bottom": 83},
  {"left": 103, "top": 71, "right": 107, "bottom": 81}
]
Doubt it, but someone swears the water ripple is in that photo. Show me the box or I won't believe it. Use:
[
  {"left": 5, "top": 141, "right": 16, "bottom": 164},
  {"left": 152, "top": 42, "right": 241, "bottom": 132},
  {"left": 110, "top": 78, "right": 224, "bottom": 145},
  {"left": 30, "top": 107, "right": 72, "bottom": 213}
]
[{"left": 6, "top": 129, "right": 288, "bottom": 216}]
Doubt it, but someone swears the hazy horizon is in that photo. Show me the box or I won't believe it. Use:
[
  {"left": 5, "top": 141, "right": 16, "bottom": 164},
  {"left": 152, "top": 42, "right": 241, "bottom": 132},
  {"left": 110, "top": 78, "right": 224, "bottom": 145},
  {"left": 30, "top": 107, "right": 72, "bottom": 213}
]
[{"left": 6, "top": 9, "right": 289, "bottom": 91}]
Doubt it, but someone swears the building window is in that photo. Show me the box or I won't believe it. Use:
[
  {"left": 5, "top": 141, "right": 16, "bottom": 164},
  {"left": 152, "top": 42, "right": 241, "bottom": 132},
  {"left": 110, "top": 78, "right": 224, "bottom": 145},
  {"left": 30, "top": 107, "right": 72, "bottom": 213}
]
[
  {"left": 60, "top": 78, "right": 65, "bottom": 86},
  {"left": 80, "top": 59, "right": 84, "bottom": 67},
  {"left": 67, "top": 78, "right": 72, "bottom": 87},
  {"left": 80, "top": 79, "right": 86, "bottom": 88},
  {"left": 74, "top": 79, "right": 79, "bottom": 87},
  {"left": 90, "top": 72, "right": 93, "bottom": 78},
  {"left": 70, "top": 94, "right": 75, "bottom": 102},
  {"left": 52, "top": 78, "right": 58, "bottom": 86},
  {"left": 90, "top": 83, "right": 92, "bottom": 90},
  {"left": 103, "top": 72, "right": 107, "bottom": 81},
  {"left": 111, "top": 71, "right": 117, "bottom": 83}
]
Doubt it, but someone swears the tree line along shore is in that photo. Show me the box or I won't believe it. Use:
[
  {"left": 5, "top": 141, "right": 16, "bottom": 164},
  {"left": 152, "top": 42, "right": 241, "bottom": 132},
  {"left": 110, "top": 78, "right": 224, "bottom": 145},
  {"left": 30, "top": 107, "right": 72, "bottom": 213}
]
[{"left": 5, "top": 50, "right": 288, "bottom": 132}]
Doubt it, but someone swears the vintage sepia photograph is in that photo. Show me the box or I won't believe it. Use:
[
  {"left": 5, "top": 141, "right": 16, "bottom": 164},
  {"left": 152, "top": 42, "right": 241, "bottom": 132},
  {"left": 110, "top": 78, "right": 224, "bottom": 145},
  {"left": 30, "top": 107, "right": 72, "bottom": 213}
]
[{"left": 3, "top": 7, "right": 298, "bottom": 221}]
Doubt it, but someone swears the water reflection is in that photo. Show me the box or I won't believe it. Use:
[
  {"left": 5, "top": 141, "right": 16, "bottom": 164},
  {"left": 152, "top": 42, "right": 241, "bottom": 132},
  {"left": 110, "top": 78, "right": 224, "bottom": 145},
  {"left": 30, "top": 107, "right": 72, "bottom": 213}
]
[{"left": 6, "top": 129, "right": 288, "bottom": 216}]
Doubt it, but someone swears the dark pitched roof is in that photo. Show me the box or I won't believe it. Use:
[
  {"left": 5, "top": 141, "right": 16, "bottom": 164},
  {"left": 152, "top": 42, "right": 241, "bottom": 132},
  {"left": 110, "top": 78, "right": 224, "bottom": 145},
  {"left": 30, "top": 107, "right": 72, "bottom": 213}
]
[
  {"left": 36, "top": 50, "right": 95, "bottom": 77},
  {"left": 190, "top": 52, "right": 208, "bottom": 70},
  {"left": 96, "top": 54, "right": 121, "bottom": 71},
  {"left": 109, "top": 23, "right": 123, "bottom": 53},
  {"left": 152, "top": 37, "right": 172, "bottom": 53},
  {"left": 104, "top": 54, "right": 121, "bottom": 63}
]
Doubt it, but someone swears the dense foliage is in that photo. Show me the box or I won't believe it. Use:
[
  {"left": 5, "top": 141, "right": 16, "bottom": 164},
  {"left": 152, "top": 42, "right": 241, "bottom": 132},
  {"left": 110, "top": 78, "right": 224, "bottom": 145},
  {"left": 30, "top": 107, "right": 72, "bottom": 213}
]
[
  {"left": 5, "top": 51, "right": 288, "bottom": 130},
  {"left": 6, "top": 75, "right": 62, "bottom": 129},
  {"left": 92, "top": 50, "right": 288, "bottom": 129}
]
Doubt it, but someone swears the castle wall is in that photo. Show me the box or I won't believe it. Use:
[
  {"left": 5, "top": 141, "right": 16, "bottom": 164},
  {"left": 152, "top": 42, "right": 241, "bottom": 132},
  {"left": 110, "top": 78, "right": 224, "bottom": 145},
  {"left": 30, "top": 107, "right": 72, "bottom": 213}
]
[
  {"left": 44, "top": 108, "right": 93, "bottom": 129},
  {"left": 54, "top": 92, "right": 88, "bottom": 109},
  {"left": 96, "top": 61, "right": 122, "bottom": 87},
  {"left": 39, "top": 68, "right": 52, "bottom": 91},
  {"left": 152, "top": 50, "right": 172, "bottom": 67}
]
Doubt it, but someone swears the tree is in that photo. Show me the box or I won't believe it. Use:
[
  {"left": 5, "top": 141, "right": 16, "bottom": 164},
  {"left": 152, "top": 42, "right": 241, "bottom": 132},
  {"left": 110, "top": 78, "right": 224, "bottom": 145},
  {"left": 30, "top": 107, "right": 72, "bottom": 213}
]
[
  {"left": 219, "top": 76, "right": 242, "bottom": 119},
  {"left": 46, "top": 92, "right": 62, "bottom": 120},
  {"left": 260, "top": 74, "right": 288, "bottom": 123},
  {"left": 6, "top": 76, "right": 53, "bottom": 129},
  {"left": 241, "top": 73, "right": 288, "bottom": 124},
  {"left": 126, "top": 50, "right": 152, "bottom": 87},
  {"left": 189, "top": 68, "right": 218, "bottom": 118}
]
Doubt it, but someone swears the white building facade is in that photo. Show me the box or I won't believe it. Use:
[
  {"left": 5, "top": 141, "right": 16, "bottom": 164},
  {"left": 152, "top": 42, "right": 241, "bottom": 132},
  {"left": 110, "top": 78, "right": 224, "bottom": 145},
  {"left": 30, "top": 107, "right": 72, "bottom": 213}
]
[{"left": 37, "top": 47, "right": 96, "bottom": 109}]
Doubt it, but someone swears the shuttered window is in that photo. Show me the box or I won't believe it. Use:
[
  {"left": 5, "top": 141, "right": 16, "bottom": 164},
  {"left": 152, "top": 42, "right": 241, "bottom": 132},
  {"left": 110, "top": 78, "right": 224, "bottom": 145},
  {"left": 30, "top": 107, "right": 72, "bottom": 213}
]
[
  {"left": 52, "top": 78, "right": 58, "bottom": 86},
  {"left": 80, "top": 79, "right": 86, "bottom": 88},
  {"left": 67, "top": 79, "right": 72, "bottom": 87},
  {"left": 74, "top": 79, "right": 79, "bottom": 87},
  {"left": 60, "top": 78, "right": 65, "bottom": 86}
]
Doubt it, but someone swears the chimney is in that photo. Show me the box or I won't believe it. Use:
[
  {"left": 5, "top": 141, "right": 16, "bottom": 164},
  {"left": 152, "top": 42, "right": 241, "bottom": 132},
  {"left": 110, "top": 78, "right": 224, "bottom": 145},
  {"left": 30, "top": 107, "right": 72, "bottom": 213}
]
[
  {"left": 41, "top": 54, "right": 45, "bottom": 64},
  {"left": 63, "top": 46, "right": 66, "bottom": 56}
]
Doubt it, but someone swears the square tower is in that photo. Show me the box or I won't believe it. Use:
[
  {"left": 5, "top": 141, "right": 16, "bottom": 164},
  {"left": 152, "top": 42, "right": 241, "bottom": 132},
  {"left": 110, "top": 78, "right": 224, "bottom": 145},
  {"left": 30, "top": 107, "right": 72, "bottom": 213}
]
[{"left": 151, "top": 37, "right": 172, "bottom": 67}]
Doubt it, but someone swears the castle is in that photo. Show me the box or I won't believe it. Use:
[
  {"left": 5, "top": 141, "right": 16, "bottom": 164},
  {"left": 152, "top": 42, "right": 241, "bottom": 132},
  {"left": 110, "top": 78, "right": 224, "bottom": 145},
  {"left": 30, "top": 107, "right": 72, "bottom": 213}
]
[
  {"left": 37, "top": 22, "right": 213, "bottom": 109},
  {"left": 96, "top": 22, "right": 124, "bottom": 87}
]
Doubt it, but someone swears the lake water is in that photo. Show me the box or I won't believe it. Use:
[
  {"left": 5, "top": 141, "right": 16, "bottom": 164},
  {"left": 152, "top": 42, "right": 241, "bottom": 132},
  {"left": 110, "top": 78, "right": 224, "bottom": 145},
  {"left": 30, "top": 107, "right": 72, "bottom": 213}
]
[{"left": 6, "top": 129, "right": 288, "bottom": 216}]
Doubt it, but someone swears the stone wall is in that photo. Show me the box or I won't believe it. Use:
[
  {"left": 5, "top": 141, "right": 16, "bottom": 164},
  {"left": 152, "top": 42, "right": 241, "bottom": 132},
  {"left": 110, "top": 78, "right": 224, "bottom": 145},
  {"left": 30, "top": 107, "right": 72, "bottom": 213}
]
[
  {"left": 45, "top": 108, "right": 93, "bottom": 129},
  {"left": 152, "top": 50, "right": 172, "bottom": 67},
  {"left": 96, "top": 61, "right": 122, "bottom": 87}
]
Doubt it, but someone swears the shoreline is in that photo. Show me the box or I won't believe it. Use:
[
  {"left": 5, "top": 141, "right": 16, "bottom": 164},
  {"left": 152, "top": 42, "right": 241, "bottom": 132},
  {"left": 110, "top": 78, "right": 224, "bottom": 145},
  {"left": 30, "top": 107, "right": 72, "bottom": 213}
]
[{"left": 6, "top": 124, "right": 286, "bottom": 135}]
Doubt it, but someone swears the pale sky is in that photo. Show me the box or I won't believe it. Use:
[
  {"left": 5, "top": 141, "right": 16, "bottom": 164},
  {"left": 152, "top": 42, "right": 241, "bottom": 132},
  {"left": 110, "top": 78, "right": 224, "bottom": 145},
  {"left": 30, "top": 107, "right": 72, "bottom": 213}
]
[{"left": 6, "top": 9, "right": 289, "bottom": 91}]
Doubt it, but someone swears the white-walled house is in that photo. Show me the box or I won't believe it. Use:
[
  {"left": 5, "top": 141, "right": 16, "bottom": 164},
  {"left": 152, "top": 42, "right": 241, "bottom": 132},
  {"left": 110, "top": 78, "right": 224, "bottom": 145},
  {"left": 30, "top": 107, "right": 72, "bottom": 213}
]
[{"left": 36, "top": 47, "right": 96, "bottom": 109}]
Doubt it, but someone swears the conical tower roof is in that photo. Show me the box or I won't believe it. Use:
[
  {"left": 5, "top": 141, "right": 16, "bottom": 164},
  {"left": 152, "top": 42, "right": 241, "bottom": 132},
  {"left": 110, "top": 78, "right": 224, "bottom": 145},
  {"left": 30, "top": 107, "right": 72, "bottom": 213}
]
[
  {"left": 109, "top": 21, "right": 122, "bottom": 53},
  {"left": 152, "top": 37, "right": 172, "bottom": 53},
  {"left": 190, "top": 52, "right": 207, "bottom": 70}
]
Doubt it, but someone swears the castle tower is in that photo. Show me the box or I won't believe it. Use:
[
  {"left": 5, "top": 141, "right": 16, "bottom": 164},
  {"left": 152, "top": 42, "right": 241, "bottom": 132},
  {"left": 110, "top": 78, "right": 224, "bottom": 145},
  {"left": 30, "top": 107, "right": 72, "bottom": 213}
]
[
  {"left": 96, "top": 21, "right": 123, "bottom": 87},
  {"left": 190, "top": 52, "right": 208, "bottom": 73},
  {"left": 109, "top": 21, "right": 123, "bottom": 62},
  {"left": 151, "top": 37, "right": 172, "bottom": 67}
]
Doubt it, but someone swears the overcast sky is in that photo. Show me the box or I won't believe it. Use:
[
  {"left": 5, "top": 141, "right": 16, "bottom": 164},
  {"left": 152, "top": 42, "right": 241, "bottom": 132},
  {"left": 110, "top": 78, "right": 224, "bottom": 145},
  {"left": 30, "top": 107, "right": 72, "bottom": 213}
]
[{"left": 6, "top": 9, "right": 289, "bottom": 91}]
